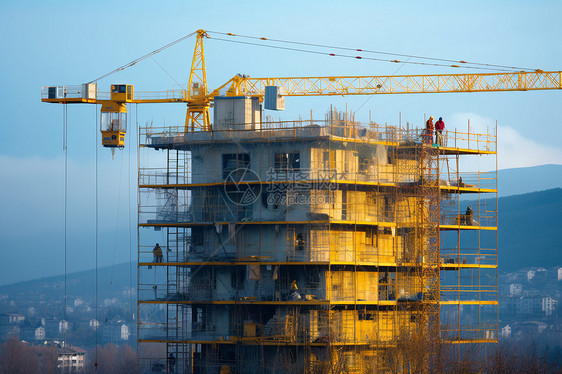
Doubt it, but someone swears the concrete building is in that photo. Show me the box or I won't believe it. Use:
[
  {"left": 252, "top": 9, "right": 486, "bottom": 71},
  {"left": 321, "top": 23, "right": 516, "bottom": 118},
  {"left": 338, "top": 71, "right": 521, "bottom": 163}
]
[
  {"left": 542, "top": 296, "right": 558, "bottom": 317},
  {"left": 89, "top": 319, "right": 100, "bottom": 330},
  {"left": 35, "top": 326, "right": 46, "bottom": 340},
  {"left": 500, "top": 324, "right": 511, "bottom": 338},
  {"left": 58, "top": 320, "right": 70, "bottom": 334},
  {"left": 121, "top": 324, "right": 130, "bottom": 341},
  {"left": 102, "top": 321, "right": 129, "bottom": 344},
  {"left": 0, "top": 313, "right": 25, "bottom": 341},
  {"left": 0, "top": 313, "right": 25, "bottom": 324},
  {"left": 136, "top": 103, "right": 498, "bottom": 373},
  {"left": 57, "top": 346, "right": 86, "bottom": 373},
  {"left": 509, "top": 283, "right": 523, "bottom": 296}
]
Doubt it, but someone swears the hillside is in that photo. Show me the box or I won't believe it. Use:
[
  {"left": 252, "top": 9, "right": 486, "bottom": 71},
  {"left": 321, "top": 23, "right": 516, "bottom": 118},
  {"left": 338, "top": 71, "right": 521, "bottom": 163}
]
[
  {"left": 0, "top": 262, "right": 135, "bottom": 301},
  {"left": 498, "top": 188, "right": 562, "bottom": 272},
  {"left": 497, "top": 164, "right": 562, "bottom": 197},
  {"left": 455, "top": 188, "right": 562, "bottom": 273}
]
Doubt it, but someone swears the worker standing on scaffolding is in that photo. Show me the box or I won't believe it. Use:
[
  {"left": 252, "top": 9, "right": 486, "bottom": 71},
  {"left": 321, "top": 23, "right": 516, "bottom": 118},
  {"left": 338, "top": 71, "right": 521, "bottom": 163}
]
[
  {"left": 152, "top": 243, "right": 163, "bottom": 264},
  {"left": 425, "top": 116, "right": 434, "bottom": 144},
  {"left": 465, "top": 206, "right": 474, "bottom": 226},
  {"left": 435, "top": 117, "right": 445, "bottom": 146},
  {"left": 168, "top": 353, "right": 176, "bottom": 373}
]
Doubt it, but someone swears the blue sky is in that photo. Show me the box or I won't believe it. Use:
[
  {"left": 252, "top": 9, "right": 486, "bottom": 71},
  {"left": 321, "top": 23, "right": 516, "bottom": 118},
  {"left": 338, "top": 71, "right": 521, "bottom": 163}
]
[{"left": 1, "top": 0, "right": 561, "bottom": 284}]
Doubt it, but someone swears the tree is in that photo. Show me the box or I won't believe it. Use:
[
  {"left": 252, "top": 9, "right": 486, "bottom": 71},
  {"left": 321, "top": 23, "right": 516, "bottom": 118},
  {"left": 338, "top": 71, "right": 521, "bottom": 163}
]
[
  {"left": 0, "top": 337, "right": 40, "bottom": 374},
  {"left": 116, "top": 345, "right": 136, "bottom": 374},
  {"left": 34, "top": 345, "right": 58, "bottom": 374},
  {"left": 85, "top": 344, "right": 136, "bottom": 374}
]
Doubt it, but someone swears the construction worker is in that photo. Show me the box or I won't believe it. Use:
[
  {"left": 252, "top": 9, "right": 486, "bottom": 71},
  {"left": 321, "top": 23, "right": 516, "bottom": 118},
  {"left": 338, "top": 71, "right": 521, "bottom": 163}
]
[
  {"left": 424, "top": 116, "right": 434, "bottom": 144},
  {"left": 435, "top": 117, "right": 445, "bottom": 146},
  {"left": 168, "top": 353, "right": 176, "bottom": 373},
  {"left": 465, "top": 206, "right": 474, "bottom": 226},
  {"left": 290, "top": 280, "right": 301, "bottom": 300},
  {"left": 295, "top": 233, "right": 305, "bottom": 251},
  {"left": 152, "top": 243, "right": 163, "bottom": 264}
]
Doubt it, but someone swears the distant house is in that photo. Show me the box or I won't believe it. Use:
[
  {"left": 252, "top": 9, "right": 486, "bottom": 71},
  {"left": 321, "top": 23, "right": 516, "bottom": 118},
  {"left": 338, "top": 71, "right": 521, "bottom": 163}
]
[
  {"left": 542, "top": 296, "right": 558, "bottom": 316},
  {"left": 527, "top": 268, "right": 547, "bottom": 282},
  {"left": 57, "top": 346, "right": 86, "bottom": 373},
  {"left": 102, "top": 321, "right": 130, "bottom": 344},
  {"left": 121, "top": 324, "right": 130, "bottom": 341},
  {"left": 0, "top": 313, "right": 25, "bottom": 341},
  {"left": 501, "top": 324, "right": 511, "bottom": 338},
  {"left": 509, "top": 284, "right": 523, "bottom": 296},
  {"left": 0, "top": 313, "right": 25, "bottom": 324},
  {"left": 89, "top": 319, "right": 100, "bottom": 330},
  {"left": 122, "top": 287, "right": 135, "bottom": 297},
  {"left": 59, "top": 320, "right": 70, "bottom": 334},
  {"left": 35, "top": 326, "right": 46, "bottom": 340}
]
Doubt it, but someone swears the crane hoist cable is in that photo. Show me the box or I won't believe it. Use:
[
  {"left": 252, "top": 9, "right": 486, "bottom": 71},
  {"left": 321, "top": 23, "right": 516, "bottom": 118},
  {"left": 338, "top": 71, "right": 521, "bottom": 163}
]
[
  {"left": 208, "top": 30, "right": 538, "bottom": 72},
  {"left": 129, "top": 105, "right": 135, "bottom": 323},
  {"left": 207, "top": 36, "right": 524, "bottom": 72},
  {"left": 88, "top": 31, "right": 197, "bottom": 83},
  {"left": 85, "top": 28, "right": 536, "bottom": 89},
  {"left": 62, "top": 103, "right": 68, "bottom": 346},
  {"left": 109, "top": 151, "right": 126, "bottom": 288},
  {"left": 94, "top": 104, "right": 99, "bottom": 370}
]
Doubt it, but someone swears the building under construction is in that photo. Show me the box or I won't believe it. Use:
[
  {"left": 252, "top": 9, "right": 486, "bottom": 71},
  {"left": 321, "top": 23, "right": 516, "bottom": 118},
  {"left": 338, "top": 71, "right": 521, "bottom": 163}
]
[
  {"left": 137, "top": 100, "right": 498, "bottom": 373},
  {"left": 40, "top": 28, "right": 562, "bottom": 374}
]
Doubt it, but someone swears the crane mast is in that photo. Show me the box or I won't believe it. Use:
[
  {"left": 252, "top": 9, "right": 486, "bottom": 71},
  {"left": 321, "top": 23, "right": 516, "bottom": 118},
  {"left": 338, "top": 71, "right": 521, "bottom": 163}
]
[{"left": 185, "top": 29, "right": 211, "bottom": 132}]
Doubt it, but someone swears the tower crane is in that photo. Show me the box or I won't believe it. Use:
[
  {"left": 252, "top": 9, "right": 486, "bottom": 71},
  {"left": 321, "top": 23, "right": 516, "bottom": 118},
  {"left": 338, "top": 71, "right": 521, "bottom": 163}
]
[{"left": 42, "top": 29, "right": 562, "bottom": 147}]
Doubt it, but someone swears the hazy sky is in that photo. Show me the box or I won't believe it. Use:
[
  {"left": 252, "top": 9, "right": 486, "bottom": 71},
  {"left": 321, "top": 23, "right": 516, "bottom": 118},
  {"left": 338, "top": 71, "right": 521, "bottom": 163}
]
[{"left": 1, "top": 0, "right": 561, "bottom": 284}]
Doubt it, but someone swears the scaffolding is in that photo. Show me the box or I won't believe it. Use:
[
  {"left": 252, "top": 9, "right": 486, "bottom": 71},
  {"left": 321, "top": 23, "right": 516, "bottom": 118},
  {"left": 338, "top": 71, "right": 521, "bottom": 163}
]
[{"left": 137, "top": 107, "right": 498, "bottom": 373}]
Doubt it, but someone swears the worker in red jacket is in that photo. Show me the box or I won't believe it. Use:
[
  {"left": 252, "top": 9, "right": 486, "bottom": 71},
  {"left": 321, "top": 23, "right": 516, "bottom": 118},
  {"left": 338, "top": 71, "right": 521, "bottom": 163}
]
[
  {"left": 424, "top": 116, "right": 434, "bottom": 144},
  {"left": 435, "top": 117, "right": 445, "bottom": 146}
]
